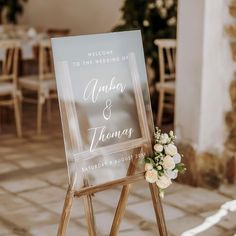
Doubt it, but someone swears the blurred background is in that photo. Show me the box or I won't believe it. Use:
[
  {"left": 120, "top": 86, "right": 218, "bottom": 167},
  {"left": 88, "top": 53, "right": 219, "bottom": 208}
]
[{"left": 0, "top": 0, "right": 236, "bottom": 235}]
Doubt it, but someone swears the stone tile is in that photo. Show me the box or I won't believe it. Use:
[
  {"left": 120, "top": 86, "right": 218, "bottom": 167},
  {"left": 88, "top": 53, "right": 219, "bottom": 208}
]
[
  {"left": 19, "top": 186, "right": 65, "bottom": 204},
  {"left": 119, "top": 230, "right": 155, "bottom": 236},
  {"left": 130, "top": 181, "right": 150, "bottom": 199},
  {"left": 219, "top": 184, "right": 236, "bottom": 199},
  {"left": 126, "top": 201, "right": 156, "bottom": 222},
  {"left": 163, "top": 203, "right": 186, "bottom": 221},
  {"left": 1, "top": 234, "right": 20, "bottom": 236},
  {"left": 44, "top": 155, "right": 65, "bottom": 163},
  {"left": 0, "top": 194, "right": 31, "bottom": 212},
  {"left": 36, "top": 169, "right": 68, "bottom": 186},
  {"left": 0, "top": 222, "right": 11, "bottom": 234},
  {"left": 1, "top": 104, "right": 236, "bottom": 235},
  {"left": 29, "top": 222, "right": 87, "bottom": 236},
  {"left": 0, "top": 146, "right": 15, "bottom": 155},
  {"left": 94, "top": 211, "right": 136, "bottom": 235},
  {"left": 0, "top": 162, "right": 19, "bottom": 174},
  {"left": 3, "top": 206, "right": 59, "bottom": 228},
  {"left": 94, "top": 188, "right": 141, "bottom": 208},
  {"left": 163, "top": 187, "right": 231, "bottom": 214},
  {"left": 14, "top": 158, "right": 51, "bottom": 169},
  {"left": 3, "top": 153, "right": 30, "bottom": 161},
  {"left": 44, "top": 197, "right": 106, "bottom": 219},
  {"left": 0, "top": 178, "right": 48, "bottom": 193},
  {"left": 0, "top": 187, "right": 6, "bottom": 195},
  {"left": 165, "top": 182, "right": 191, "bottom": 195},
  {"left": 167, "top": 215, "right": 225, "bottom": 236}
]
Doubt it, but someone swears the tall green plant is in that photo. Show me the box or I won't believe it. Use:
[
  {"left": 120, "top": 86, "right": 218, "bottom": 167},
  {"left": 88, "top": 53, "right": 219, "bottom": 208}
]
[{"left": 113, "top": 0, "right": 177, "bottom": 76}]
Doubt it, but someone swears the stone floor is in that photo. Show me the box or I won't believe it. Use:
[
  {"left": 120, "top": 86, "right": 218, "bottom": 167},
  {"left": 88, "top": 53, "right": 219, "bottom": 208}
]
[{"left": 0, "top": 104, "right": 236, "bottom": 236}]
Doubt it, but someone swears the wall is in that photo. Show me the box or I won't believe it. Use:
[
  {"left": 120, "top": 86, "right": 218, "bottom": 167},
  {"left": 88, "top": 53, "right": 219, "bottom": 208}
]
[
  {"left": 176, "top": 0, "right": 234, "bottom": 153},
  {"left": 19, "top": 0, "right": 123, "bottom": 35}
]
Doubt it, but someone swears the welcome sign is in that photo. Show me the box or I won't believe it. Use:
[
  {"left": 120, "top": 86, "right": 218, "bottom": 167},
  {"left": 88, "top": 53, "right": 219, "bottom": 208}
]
[{"left": 52, "top": 30, "right": 154, "bottom": 189}]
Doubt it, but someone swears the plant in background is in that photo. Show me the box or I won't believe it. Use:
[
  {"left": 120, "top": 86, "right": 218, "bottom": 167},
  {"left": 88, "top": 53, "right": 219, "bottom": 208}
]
[
  {"left": 144, "top": 128, "right": 186, "bottom": 197},
  {"left": 0, "top": 0, "right": 28, "bottom": 24},
  {"left": 113, "top": 0, "right": 177, "bottom": 77}
]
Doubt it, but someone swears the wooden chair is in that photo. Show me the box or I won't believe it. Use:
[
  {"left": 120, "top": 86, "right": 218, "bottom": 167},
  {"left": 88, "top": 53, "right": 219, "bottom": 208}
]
[
  {"left": 47, "top": 28, "right": 70, "bottom": 38},
  {"left": 19, "top": 39, "right": 57, "bottom": 135},
  {"left": 0, "top": 40, "right": 22, "bottom": 137},
  {"left": 154, "top": 39, "right": 176, "bottom": 127}
]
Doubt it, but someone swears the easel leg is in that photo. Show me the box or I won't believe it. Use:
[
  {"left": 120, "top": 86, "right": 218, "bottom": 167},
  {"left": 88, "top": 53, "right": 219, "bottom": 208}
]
[
  {"left": 110, "top": 184, "right": 132, "bottom": 236},
  {"left": 57, "top": 187, "right": 74, "bottom": 236},
  {"left": 110, "top": 155, "right": 138, "bottom": 236},
  {"left": 83, "top": 195, "right": 97, "bottom": 236},
  {"left": 149, "top": 183, "right": 168, "bottom": 236}
]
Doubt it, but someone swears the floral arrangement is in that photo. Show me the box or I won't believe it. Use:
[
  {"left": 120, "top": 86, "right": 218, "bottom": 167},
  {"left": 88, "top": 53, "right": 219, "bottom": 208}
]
[{"left": 144, "top": 128, "right": 186, "bottom": 197}]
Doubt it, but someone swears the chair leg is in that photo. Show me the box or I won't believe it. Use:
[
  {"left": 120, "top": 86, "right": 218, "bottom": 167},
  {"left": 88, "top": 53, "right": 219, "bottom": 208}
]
[
  {"left": 47, "top": 98, "right": 52, "bottom": 122},
  {"left": 157, "top": 89, "right": 165, "bottom": 127},
  {"left": 0, "top": 108, "right": 2, "bottom": 134},
  {"left": 13, "top": 95, "right": 22, "bottom": 138},
  {"left": 37, "top": 94, "right": 44, "bottom": 135}
]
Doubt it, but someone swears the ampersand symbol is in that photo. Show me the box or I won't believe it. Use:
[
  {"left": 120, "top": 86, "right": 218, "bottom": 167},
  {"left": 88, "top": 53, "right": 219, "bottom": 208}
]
[{"left": 103, "top": 99, "right": 112, "bottom": 120}]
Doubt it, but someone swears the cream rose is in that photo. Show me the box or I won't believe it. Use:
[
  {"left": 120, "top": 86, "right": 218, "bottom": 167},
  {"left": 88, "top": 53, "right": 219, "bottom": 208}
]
[
  {"left": 145, "top": 163, "right": 153, "bottom": 171},
  {"left": 156, "top": 175, "right": 172, "bottom": 189},
  {"left": 143, "top": 20, "right": 150, "bottom": 27},
  {"left": 173, "top": 153, "right": 181, "bottom": 164},
  {"left": 164, "top": 143, "right": 177, "bottom": 156},
  {"left": 145, "top": 169, "right": 158, "bottom": 183},
  {"left": 160, "top": 133, "right": 169, "bottom": 144},
  {"left": 165, "top": 0, "right": 174, "bottom": 9},
  {"left": 156, "top": 0, "right": 163, "bottom": 8},
  {"left": 165, "top": 169, "right": 178, "bottom": 179},
  {"left": 154, "top": 144, "right": 163, "bottom": 153},
  {"left": 163, "top": 155, "right": 175, "bottom": 170}
]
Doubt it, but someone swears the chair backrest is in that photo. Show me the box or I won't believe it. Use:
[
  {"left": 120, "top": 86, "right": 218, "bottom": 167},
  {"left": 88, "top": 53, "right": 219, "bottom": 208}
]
[
  {"left": 47, "top": 28, "right": 70, "bottom": 38},
  {"left": 154, "top": 39, "right": 177, "bottom": 83},
  {"left": 0, "top": 40, "right": 19, "bottom": 86},
  {"left": 38, "top": 39, "right": 54, "bottom": 81}
]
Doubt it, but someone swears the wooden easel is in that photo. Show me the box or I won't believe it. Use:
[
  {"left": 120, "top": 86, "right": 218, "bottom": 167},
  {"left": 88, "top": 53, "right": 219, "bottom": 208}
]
[
  {"left": 56, "top": 54, "right": 168, "bottom": 235},
  {"left": 57, "top": 172, "right": 167, "bottom": 236}
]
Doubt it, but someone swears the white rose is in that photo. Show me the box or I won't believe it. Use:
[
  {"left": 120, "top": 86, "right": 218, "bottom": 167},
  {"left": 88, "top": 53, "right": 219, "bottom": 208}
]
[
  {"left": 160, "top": 133, "right": 169, "bottom": 144},
  {"left": 169, "top": 130, "right": 174, "bottom": 137},
  {"left": 163, "top": 155, "right": 175, "bottom": 170},
  {"left": 154, "top": 144, "right": 163, "bottom": 153},
  {"left": 167, "top": 17, "right": 176, "bottom": 26},
  {"left": 143, "top": 20, "right": 150, "bottom": 27},
  {"left": 173, "top": 153, "right": 181, "bottom": 164},
  {"left": 145, "top": 163, "right": 153, "bottom": 171},
  {"left": 156, "top": 175, "right": 172, "bottom": 189},
  {"left": 164, "top": 144, "right": 178, "bottom": 156},
  {"left": 148, "top": 3, "right": 155, "bottom": 9},
  {"left": 156, "top": 0, "right": 163, "bottom": 8},
  {"left": 160, "top": 7, "right": 167, "bottom": 18},
  {"left": 165, "top": 169, "right": 178, "bottom": 179},
  {"left": 165, "top": 0, "right": 174, "bottom": 9},
  {"left": 145, "top": 169, "right": 158, "bottom": 183}
]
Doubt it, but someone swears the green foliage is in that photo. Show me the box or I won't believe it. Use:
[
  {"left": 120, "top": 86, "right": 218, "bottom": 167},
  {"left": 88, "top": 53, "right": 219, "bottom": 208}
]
[
  {"left": 0, "top": 0, "right": 27, "bottom": 24},
  {"left": 113, "top": 0, "right": 177, "bottom": 76},
  {"left": 175, "top": 163, "right": 186, "bottom": 173},
  {"left": 144, "top": 157, "right": 155, "bottom": 166}
]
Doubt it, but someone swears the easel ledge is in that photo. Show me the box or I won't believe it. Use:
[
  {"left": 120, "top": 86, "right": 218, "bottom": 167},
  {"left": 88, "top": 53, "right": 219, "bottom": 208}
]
[
  {"left": 57, "top": 171, "right": 168, "bottom": 236},
  {"left": 74, "top": 172, "right": 144, "bottom": 197}
]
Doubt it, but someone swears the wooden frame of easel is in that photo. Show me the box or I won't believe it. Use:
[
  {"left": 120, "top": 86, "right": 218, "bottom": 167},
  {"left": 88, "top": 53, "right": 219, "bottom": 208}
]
[{"left": 56, "top": 53, "right": 168, "bottom": 236}]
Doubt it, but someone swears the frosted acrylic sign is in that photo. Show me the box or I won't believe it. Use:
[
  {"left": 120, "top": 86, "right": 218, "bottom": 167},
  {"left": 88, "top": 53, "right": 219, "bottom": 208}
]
[{"left": 51, "top": 30, "right": 153, "bottom": 188}]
